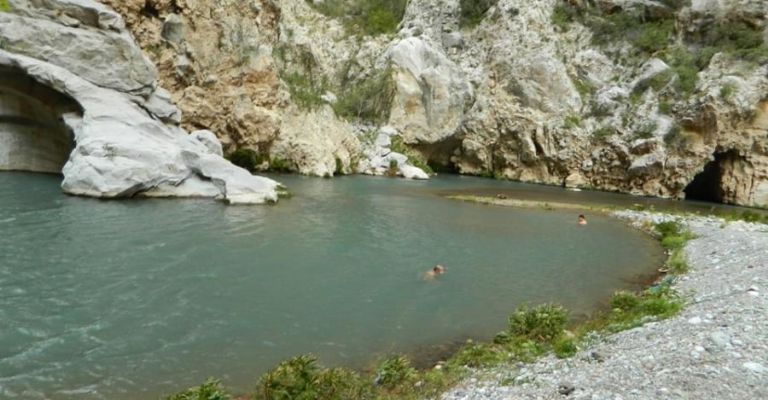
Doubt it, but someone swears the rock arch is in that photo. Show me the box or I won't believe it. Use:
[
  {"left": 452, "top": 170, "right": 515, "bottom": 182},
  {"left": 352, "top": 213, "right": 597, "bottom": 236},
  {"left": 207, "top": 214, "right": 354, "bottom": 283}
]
[{"left": 0, "top": 65, "right": 82, "bottom": 174}]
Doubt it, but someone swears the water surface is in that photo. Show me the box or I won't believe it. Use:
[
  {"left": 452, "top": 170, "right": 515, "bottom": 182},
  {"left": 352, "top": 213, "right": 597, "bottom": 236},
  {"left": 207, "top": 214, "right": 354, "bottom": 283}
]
[{"left": 0, "top": 173, "right": 663, "bottom": 399}]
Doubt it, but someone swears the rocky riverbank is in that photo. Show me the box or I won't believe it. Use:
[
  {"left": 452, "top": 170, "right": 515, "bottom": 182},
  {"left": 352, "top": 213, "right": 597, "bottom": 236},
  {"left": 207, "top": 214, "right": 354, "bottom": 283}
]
[{"left": 443, "top": 210, "right": 768, "bottom": 400}]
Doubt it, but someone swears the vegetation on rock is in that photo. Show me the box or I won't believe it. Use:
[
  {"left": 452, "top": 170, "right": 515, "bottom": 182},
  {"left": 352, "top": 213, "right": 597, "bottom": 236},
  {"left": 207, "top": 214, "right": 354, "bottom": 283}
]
[
  {"left": 553, "top": 0, "right": 768, "bottom": 99},
  {"left": 165, "top": 379, "right": 230, "bottom": 400},
  {"left": 390, "top": 136, "right": 434, "bottom": 174},
  {"left": 654, "top": 220, "right": 695, "bottom": 274},
  {"left": 226, "top": 148, "right": 265, "bottom": 172},
  {"left": 306, "top": 0, "right": 408, "bottom": 36},
  {"left": 226, "top": 149, "right": 293, "bottom": 173},
  {"left": 333, "top": 68, "right": 396, "bottom": 124},
  {"left": 459, "top": 0, "right": 498, "bottom": 28}
]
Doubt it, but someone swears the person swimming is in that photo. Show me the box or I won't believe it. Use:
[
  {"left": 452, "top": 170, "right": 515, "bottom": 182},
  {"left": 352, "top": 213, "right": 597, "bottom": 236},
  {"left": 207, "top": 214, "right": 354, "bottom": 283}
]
[
  {"left": 424, "top": 264, "right": 446, "bottom": 280},
  {"left": 578, "top": 214, "right": 588, "bottom": 225}
]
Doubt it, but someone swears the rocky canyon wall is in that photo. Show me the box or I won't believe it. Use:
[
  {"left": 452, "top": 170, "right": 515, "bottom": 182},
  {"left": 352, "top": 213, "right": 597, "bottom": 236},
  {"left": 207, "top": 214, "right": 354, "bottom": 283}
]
[{"left": 91, "top": 0, "right": 768, "bottom": 206}]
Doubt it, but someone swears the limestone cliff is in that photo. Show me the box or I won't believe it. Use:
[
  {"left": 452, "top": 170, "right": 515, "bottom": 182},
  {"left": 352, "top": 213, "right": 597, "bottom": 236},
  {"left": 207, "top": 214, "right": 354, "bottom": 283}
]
[{"left": 93, "top": 0, "right": 767, "bottom": 206}]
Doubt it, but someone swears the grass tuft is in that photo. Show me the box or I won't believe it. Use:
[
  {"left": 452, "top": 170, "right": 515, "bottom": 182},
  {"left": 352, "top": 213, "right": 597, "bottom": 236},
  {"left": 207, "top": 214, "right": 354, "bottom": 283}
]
[
  {"left": 164, "top": 379, "right": 231, "bottom": 400},
  {"left": 307, "top": 0, "right": 408, "bottom": 36},
  {"left": 508, "top": 303, "right": 568, "bottom": 342},
  {"left": 459, "top": 0, "right": 498, "bottom": 28}
]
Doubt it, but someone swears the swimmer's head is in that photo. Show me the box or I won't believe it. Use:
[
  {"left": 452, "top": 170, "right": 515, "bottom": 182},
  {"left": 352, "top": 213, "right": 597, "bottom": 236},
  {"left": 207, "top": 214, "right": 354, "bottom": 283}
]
[{"left": 433, "top": 265, "right": 446, "bottom": 274}]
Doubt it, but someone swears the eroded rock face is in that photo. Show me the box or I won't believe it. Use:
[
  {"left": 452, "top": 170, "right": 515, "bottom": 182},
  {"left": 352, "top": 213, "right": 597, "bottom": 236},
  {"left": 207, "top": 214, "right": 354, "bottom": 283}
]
[
  {"left": 387, "top": 36, "right": 472, "bottom": 145},
  {"left": 91, "top": 0, "right": 768, "bottom": 206},
  {"left": 0, "top": 0, "right": 281, "bottom": 204},
  {"left": 97, "top": 0, "right": 285, "bottom": 153}
]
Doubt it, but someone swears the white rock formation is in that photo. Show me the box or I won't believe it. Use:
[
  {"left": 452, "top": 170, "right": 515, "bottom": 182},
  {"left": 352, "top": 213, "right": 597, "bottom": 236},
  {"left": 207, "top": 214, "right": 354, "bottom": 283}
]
[
  {"left": 0, "top": 0, "right": 281, "bottom": 204},
  {"left": 357, "top": 126, "right": 430, "bottom": 179},
  {"left": 387, "top": 36, "right": 472, "bottom": 144}
]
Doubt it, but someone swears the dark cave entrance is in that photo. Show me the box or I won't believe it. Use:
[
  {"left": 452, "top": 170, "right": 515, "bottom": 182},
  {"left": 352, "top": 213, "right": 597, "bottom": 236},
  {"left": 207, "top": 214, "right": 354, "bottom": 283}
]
[
  {"left": 0, "top": 65, "right": 82, "bottom": 174},
  {"left": 683, "top": 151, "right": 738, "bottom": 203}
]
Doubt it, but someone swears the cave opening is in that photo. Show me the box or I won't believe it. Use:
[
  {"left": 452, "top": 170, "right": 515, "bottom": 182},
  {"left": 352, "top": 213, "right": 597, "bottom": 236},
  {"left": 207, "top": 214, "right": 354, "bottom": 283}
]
[
  {"left": 683, "top": 151, "right": 738, "bottom": 203},
  {"left": 0, "top": 65, "right": 82, "bottom": 174}
]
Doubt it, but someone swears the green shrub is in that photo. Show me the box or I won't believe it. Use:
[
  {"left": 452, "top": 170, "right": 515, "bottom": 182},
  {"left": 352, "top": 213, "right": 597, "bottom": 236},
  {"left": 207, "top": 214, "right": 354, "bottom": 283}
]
[
  {"left": 739, "top": 210, "right": 763, "bottom": 223},
  {"left": 269, "top": 157, "right": 292, "bottom": 173},
  {"left": 374, "top": 355, "right": 417, "bottom": 388},
  {"left": 306, "top": 0, "right": 347, "bottom": 19},
  {"left": 165, "top": 379, "right": 231, "bottom": 400},
  {"left": 551, "top": 3, "right": 579, "bottom": 30},
  {"left": 658, "top": 0, "right": 689, "bottom": 9},
  {"left": 0, "top": 0, "right": 10, "bottom": 12},
  {"left": 308, "top": 0, "right": 407, "bottom": 36},
  {"left": 508, "top": 304, "right": 568, "bottom": 343},
  {"left": 720, "top": 83, "right": 736, "bottom": 100},
  {"left": 573, "top": 78, "right": 595, "bottom": 98},
  {"left": 563, "top": 114, "right": 582, "bottom": 129},
  {"left": 493, "top": 330, "right": 512, "bottom": 344},
  {"left": 584, "top": 10, "right": 674, "bottom": 54},
  {"left": 283, "top": 71, "right": 327, "bottom": 110},
  {"left": 553, "top": 336, "right": 578, "bottom": 359},
  {"left": 661, "top": 235, "right": 687, "bottom": 250},
  {"left": 255, "top": 355, "right": 368, "bottom": 400},
  {"left": 459, "top": 0, "right": 498, "bottom": 28},
  {"left": 634, "top": 19, "right": 674, "bottom": 53},
  {"left": 654, "top": 220, "right": 682, "bottom": 237},
  {"left": 661, "top": 47, "right": 700, "bottom": 96},
  {"left": 719, "top": 210, "right": 768, "bottom": 224},
  {"left": 610, "top": 291, "right": 641, "bottom": 312},
  {"left": 587, "top": 12, "right": 638, "bottom": 45},
  {"left": 640, "top": 294, "right": 682, "bottom": 317},
  {"left": 390, "top": 136, "right": 434, "bottom": 175},
  {"left": 664, "top": 124, "right": 689, "bottom": 150},
  {"left": 226, "top": 148, "right": 265, "bottom": 172},
  {"left": 658, "top": 99, "right": 673, "bottom": 114},
  {"left": 633, "top": 122, "right": 657, "bottom": 139},
  {"left": 667, "top": 249, "right": 689, "bottom": 274},
  {"left": 593, "top": 126, "right": 617, "bottom": 139},
  {"left": 450, "top": 342, "right": 506, "bottom": 367},
  {"left": 703, "top": 21, "right": 768, "bottom": 63},
  {"left": 333, "top": 68, "right": 395, "bottom": 124},
  {"left": 256, "top": 355, "right": 320, "bottom": 400}
]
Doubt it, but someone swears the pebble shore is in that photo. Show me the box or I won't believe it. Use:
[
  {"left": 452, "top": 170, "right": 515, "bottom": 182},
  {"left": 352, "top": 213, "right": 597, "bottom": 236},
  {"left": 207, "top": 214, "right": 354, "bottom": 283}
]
[{"left": 444, "top": 211, "right": 768, "bottom": 400}]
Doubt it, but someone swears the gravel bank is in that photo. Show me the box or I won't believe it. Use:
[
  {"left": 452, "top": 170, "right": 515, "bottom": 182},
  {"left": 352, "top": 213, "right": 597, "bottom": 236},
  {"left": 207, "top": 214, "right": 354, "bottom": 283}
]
[{"left": 444, "top": 211, "right": 768, "bottom": 400}]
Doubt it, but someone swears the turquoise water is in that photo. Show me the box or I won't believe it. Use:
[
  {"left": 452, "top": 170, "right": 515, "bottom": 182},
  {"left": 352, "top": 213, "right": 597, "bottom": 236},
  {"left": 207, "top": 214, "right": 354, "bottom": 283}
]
[{"left": 0, "top": 172, "right": 664, "bottom": 399}]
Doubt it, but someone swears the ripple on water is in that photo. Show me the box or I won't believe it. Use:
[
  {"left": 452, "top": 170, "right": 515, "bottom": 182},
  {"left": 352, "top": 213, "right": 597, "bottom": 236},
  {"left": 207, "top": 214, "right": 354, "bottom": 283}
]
[{"left": 0, "top": 173, "right": 666, "bottom": 399}]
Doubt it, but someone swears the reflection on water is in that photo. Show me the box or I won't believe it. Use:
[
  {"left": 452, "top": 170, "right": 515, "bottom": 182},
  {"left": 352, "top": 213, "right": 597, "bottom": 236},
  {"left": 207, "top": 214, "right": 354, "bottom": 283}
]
[{"left": 0, "top": 172, "right": 669, "bottom": 399}]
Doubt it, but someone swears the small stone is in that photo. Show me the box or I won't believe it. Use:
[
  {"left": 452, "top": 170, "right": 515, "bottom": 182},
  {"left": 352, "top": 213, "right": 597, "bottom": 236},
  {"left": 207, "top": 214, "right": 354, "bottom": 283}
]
[
  {"left": 688, "top": 316, "right": 702, "bottom": 324},
  {"left": 742, "top": 362, "right": 767, "bottom": 374},
  {"left": 708, "top": 331, "right": 731, "bottom": 350},
  {"left": 558, "top": 384, "right": 576, "bottom": 396}
]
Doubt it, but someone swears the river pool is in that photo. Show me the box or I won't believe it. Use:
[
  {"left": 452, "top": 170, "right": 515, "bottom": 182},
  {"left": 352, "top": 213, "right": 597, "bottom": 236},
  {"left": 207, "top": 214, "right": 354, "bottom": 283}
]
[{"left": 0, "top": 172, "right": 665, "bottom": 399}]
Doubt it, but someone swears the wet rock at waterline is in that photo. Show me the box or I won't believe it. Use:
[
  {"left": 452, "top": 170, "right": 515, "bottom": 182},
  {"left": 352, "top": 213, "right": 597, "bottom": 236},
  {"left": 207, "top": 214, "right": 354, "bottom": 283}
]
[
  {"left": 357, "top": 126, "right": 430, "bottom": 180},
  {"left": 0, "top": 0, "right": 280, "bottom": 204}
]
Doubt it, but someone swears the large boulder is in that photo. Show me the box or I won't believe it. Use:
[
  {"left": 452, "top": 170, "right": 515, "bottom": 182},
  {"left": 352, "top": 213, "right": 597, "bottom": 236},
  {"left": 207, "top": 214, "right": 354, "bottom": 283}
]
[
  {"left": 0, "top": 0, "right": 281, "bottom": 204},
  {"left": 387, "top": 37, "right": 472, "bottom": 144},
  {"left": 0, "top": 51, "right": 280, "bottom": 204},
  {"left": 0, "top": 0, "right": 157, "bottom": 95}
]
